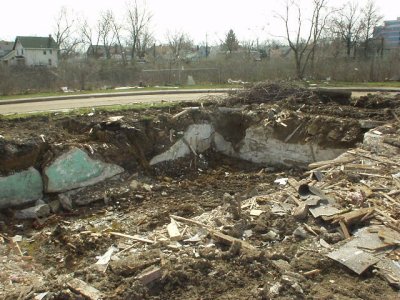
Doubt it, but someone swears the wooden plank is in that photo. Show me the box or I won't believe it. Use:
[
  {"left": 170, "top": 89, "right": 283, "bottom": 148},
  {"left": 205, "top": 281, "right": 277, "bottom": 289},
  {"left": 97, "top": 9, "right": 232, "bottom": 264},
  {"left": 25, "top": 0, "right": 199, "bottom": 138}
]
[
  {"left": 109, "top": 232, "right": 155, "bottom": 244},
  {"left": 339, "top": 221, "right": 351, "bottom": 239},
  {"left": 170, "top": 214, "right": 256, "bottom": 251}
]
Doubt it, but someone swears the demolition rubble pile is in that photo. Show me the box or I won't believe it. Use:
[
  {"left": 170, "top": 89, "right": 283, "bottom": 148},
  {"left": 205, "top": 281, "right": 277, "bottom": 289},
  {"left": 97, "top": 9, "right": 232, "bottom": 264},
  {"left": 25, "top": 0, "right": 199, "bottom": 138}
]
[{"left": 0, "top": 82, "right": 400, "bottom": 299}]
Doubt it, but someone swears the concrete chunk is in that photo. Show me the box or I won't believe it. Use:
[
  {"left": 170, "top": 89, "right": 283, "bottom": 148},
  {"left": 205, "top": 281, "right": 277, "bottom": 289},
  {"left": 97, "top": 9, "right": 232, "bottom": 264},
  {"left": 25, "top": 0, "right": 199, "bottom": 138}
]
[
  {"left": 0, "top": 167, "right": 43, "bottom": 209},
  {"left": 15, "top": 204, "right": 50, "bottom": 219},
  {"left": 44, "top": 148, "right": 124, "bottom": 193}
]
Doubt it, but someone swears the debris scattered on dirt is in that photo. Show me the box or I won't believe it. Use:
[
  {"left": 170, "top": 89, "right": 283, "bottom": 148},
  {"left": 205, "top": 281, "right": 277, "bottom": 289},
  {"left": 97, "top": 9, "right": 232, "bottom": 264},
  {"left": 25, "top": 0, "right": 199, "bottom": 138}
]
[{"left": 1, "top": 82, "right": 400, "bottom": 299}]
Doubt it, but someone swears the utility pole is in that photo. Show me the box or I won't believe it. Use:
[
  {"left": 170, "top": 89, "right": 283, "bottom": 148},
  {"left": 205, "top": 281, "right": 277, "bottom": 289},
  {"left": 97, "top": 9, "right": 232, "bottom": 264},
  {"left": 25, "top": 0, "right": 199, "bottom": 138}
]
[{"left": 205, "top": 33, "right": 209, "bottom": 58}]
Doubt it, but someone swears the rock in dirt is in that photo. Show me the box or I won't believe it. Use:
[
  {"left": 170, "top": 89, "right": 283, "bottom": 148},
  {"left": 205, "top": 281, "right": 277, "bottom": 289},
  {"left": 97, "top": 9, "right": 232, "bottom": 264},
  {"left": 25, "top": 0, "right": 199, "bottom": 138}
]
[
  {"left": 110, "top": 250, "right": 161, "bottom": 276},
  {"left": 58, "top": 194, "right": 73, "bottom": 211},
  {"left": 136, "top": 265, "right": 163, "bottom": 285},
  {"left": 15, "top": 204, "right": 50, "bottom": 219}
]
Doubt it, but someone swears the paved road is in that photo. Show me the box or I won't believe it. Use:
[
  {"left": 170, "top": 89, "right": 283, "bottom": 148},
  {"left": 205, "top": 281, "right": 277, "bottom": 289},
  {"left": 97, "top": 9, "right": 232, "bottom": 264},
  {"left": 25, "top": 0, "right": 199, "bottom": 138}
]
[{"left": 0, "top": 92, "right": 225, "bottom": 115}]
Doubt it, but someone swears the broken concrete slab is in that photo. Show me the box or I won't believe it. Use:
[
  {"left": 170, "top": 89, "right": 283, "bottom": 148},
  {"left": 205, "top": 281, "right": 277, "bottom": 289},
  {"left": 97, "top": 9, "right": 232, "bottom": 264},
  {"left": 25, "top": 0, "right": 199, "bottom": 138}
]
[
  {"left": 150, "top": 124, "right": 215, "bottom": 165},
  {"left": 150, "top": 140, "right": 190, "bottom": 165},
  {"left": 237, "top": 126, "right": 346, "bottom": 167},
  {"left": 0, "top": 167, "right": 43, "bottom": 209},
  {"left": 44, "top": 148, "right": 124, "bottom": 193}
]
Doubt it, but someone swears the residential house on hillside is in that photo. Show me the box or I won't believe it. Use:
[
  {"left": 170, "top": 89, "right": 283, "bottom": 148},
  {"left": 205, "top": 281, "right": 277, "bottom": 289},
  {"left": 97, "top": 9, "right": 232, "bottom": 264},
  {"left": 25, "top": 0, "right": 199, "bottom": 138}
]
[
  {"left": 0, "top": 36, "right": 59, "bottom": 67},
  {"left": 374, "top": 17, "right": 400, "bottom": 50}
]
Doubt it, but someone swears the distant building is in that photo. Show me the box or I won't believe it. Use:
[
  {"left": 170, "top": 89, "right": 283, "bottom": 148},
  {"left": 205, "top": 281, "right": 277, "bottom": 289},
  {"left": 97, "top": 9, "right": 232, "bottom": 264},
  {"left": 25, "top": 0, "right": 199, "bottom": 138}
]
[
  {"left": 0, "top": 41, "right": 13, "bottom": 60},
  {"left": 0, "top": 36, "right": 59, "bottom": 67},
  {"left": 374, "top": 17, "right": 400, "bottom": 49}
]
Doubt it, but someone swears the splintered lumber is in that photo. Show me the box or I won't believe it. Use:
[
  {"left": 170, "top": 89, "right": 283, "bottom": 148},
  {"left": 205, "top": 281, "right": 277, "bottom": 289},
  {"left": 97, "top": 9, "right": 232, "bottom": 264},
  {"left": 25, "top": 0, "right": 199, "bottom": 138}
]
[
  {"left": 378, "top": 229, "right": 400, "bottom": 246},
  {"left": 344, "top": 164, "right": 379, "bottom": 171},
  {"left": 339, "top": 221, "right": 351, "bottom": 239},
  {"left": 67, "top": 278, "right": 103, "bottom": 300},
  {"left": 170, "top": 215, "right": 256, "bottom": 251},
  {"left": 348, "top": 150, "right": 400, "bottom": 167},
  {"left": 109, "top": 232, "right": 155, "bottom": 244},
  {"left": 380, "top": 193, "right": 400, "bottom": 207},
  {"left": 331, "top": 208, "right": 375, "bottom": 226},
  {"left": 308, "top": 156, "right": 356, "bottom": 170},
  {"left": 167, "top": 218, "right": 182, "bottom": 241}
]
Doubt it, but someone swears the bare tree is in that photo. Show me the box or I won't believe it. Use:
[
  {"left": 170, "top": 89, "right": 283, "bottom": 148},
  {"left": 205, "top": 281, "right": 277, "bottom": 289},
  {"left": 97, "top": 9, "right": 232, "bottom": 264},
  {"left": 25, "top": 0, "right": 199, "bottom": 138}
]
[
  {"left": 309, "top": 0, "right": 333, "bottom": 74},
  {"left": 166, "top": 31, "right": 193, "bottom": 60},
  {"left": 98, "top": 10, "right": 116, "bottom": 59},
  {"left": 137, "top": 29, "right": 154, "bottom": 59},
  {"left": 360, "top": 0, "right": 382, "bottom": 57},
  {"left": 279, "top": 0, "right": 330, "bottom": 79},
  {"left": 126, "top": 0, "right": 152, "bottom": 61},
  {"left": 109, "top": 11, "right": 127, "bottom": 64},
  {"left": 331, "top": 2, "right": 363, "bottom": 58},
  {"left": 80, "top": 11, "right": 116, "bottom": 60},
  {"left": 81, "top": 18, "right": 101, "bottom": 57},
  {"left": 53, "top": 7, "right": 81, "bottom": 59}
]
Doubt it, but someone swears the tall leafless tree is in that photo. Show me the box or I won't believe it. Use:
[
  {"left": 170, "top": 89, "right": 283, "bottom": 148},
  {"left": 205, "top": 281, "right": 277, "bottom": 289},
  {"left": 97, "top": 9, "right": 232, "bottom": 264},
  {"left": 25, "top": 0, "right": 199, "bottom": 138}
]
[
  {"left": 331, "top": 2, "right": 363, "bottom": 58},
  {"left": 360, "top": 0, "right": 382, "bottom": 57},
  {"left": 309, "top": 0, "right": 333, "bottom": 74},
  {"left": 53, "top": 7, "right": 81, "bottom": 59},
  {"left": 98, "top": 10, "right": 116, "bottom": 59},
  {"left": 126, "top": 0, "right": 152, "bottom": 61},
  {"left": 279, "top": 0, "right": 330, "bottom": 79},
  {"left": 80, "top": 18, "right": 101, "bottom": 57},
  {"left": 109, "top": 11, "right": 127, "bottom": 64}
]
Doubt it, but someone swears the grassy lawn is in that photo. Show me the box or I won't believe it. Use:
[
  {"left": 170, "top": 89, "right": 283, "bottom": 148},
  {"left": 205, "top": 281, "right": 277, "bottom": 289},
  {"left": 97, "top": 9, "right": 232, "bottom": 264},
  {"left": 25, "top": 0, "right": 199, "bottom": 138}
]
[
  {"left": 0, "top": 84, "right": 239, "bottom": 101},
  {"left": 0, "top": 101, "right": 183, "bottom": 120}
]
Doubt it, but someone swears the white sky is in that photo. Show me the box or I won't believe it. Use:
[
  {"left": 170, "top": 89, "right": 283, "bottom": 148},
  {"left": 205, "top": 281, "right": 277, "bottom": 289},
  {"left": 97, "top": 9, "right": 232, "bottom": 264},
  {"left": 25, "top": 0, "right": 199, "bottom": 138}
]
[{"left": 1, "top": 0, "right": 400, "bottom": 44}]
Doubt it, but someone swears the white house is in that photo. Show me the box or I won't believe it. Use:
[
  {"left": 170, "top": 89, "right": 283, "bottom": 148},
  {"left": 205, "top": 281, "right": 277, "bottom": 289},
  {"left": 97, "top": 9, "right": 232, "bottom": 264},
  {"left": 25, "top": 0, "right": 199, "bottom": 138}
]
[{"left": 1, "top": 36, "right": 59, "bottom": 67}]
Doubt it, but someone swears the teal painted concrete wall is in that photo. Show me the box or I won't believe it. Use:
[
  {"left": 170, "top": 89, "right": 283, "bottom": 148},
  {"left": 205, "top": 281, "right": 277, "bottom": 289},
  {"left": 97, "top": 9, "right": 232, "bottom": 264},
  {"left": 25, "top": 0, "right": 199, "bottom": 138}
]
[
  {"left": 0, "top": 167, "right": 43, "bottom": 208},
  {"left": 45, "top": 148, "right": 124, "bottom": 193}
]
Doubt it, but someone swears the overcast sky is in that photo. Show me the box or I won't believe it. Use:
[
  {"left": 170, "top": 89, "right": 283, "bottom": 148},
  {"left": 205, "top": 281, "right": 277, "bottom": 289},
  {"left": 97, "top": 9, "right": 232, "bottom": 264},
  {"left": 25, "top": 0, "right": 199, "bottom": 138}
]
[{"left": 1, "top": 0, "right": 400, "bottom": 44}]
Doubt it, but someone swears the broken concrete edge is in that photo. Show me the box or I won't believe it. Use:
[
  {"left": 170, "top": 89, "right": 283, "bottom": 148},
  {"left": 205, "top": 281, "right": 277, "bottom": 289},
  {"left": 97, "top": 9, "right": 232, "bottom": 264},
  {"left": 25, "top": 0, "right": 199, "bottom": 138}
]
[
  {"left": 0, "top": 88, "right": 234, "bottom": 106},
  {"left": 149, "top": 122, "right": 347, "bottom": 168},
  {"left": 44, "top": 147, "right": 124, "bottom": 193},
  {"left": 0, "top": 147, "right": 124, "bottom": 210}
]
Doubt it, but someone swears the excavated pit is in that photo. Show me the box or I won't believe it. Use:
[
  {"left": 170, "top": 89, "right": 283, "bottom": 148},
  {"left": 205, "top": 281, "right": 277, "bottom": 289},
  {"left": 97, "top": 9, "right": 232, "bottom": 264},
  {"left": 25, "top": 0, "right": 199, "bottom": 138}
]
[
  {"left": 1, "top": 83, "right": 400, "bottom": 299},
  {"left": 1, "top": 84, "right": 397, "bottom": 210}
]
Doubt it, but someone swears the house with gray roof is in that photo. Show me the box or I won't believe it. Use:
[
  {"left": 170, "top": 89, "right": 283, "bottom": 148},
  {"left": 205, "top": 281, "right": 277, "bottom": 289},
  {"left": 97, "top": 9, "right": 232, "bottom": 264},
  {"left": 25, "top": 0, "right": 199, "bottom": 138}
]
[{"left": 1, "top": 36, "right": 59, "bottom": 67}]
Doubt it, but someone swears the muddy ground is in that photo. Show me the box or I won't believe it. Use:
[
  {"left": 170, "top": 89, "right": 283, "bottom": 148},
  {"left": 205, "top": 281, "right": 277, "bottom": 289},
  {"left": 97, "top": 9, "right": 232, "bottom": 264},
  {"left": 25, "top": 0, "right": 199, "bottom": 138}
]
[{"left": 0, "top": 83, "right": 400, "bottom": 299}]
